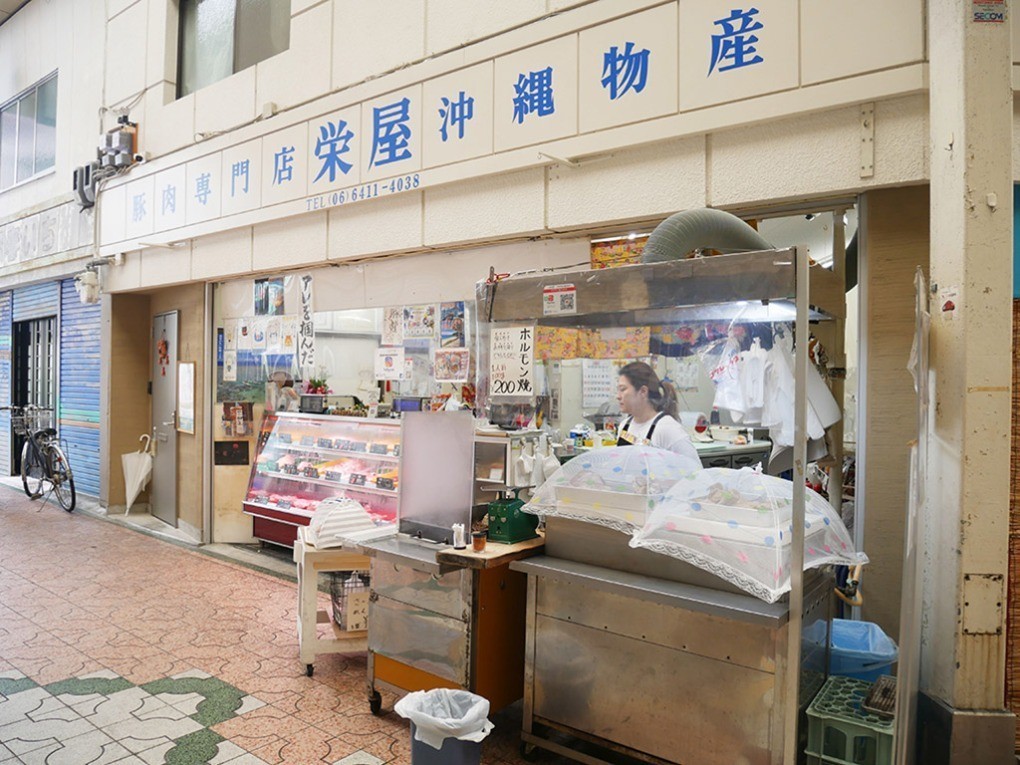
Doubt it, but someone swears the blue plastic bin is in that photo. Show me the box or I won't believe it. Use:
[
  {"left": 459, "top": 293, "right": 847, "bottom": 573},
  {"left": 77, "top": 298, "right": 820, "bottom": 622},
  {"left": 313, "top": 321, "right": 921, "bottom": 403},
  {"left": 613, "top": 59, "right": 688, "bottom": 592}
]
[{"left": 829, "top": 619, "right": 898, "bottom": 682}]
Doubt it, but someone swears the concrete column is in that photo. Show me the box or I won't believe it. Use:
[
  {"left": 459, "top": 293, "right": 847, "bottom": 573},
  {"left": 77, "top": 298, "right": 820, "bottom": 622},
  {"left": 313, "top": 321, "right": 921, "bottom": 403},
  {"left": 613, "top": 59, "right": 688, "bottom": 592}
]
[{"left": 923, "top": 0, "right": 1014, "bottom": 762}]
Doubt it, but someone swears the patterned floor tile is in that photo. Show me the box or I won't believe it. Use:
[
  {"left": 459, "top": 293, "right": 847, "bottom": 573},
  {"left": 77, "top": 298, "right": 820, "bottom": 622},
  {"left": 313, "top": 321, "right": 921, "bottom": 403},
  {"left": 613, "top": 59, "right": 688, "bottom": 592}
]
[
  {"left": 19, "top": 728, "right": 132, "bottom": 765},
  {"left": 333, "top": 753, "right": 386, "bottom": 765}
]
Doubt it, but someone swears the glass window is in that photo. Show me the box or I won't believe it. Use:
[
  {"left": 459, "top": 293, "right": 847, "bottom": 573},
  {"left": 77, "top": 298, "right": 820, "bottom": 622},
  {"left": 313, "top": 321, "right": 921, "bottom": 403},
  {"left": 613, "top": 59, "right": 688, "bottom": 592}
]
[
  {"left": 0, "top": 73, "right": 58, "bottom": 191},
  {"left": 178, "top": 0, "right": 290, "bottom": 98}
]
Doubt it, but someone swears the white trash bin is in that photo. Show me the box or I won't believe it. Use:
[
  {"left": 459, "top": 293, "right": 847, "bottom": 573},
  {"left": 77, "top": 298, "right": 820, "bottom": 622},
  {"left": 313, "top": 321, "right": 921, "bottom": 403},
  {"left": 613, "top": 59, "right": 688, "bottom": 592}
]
[{"left": 394, "top": 689, "right": 494, "bottom": 765}]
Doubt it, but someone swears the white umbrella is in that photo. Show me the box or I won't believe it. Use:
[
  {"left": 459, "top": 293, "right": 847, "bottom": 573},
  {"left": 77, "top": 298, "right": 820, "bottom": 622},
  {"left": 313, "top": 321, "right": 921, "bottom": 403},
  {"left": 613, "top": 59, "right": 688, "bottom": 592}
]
[{"left": 122, "top": 434, "right": 154, "bottom": 514}]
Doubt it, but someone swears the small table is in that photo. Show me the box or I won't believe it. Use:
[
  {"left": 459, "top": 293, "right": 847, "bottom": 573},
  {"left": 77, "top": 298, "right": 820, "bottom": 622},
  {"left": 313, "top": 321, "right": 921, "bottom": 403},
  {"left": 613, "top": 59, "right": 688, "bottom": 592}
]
[{"left": 293, "top": 527, "right": 372, "bottom": 677}]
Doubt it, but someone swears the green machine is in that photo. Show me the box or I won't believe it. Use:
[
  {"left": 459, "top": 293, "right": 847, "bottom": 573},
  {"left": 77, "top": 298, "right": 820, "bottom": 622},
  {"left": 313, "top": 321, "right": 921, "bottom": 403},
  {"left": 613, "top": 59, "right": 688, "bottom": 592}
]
[{"left": 487, "top": 488, "right": 538, "bottom": 544}]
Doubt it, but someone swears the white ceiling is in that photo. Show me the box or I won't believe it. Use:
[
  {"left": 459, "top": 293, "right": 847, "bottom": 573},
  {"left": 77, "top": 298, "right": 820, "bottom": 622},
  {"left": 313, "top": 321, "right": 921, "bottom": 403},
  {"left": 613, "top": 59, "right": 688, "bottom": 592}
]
[{"left": 0, "top": 0, "right": 30, "bottom": 26}]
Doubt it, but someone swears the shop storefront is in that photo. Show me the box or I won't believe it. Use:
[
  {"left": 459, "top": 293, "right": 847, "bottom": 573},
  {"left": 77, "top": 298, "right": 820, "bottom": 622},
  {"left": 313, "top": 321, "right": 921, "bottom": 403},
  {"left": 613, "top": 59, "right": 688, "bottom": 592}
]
[{"left": 0, "top": 278, "right": 102, "bottom": 497}]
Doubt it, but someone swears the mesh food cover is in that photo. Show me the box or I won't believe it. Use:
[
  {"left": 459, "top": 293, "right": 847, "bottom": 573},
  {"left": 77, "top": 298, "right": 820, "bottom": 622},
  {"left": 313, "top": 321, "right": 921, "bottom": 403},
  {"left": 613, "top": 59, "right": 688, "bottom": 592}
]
[
  {"left": 630, "top": 467, "right": 867, "bottom": 603},
  {"left": 523, "top": 445, "right": 702, "bottom": 535}
]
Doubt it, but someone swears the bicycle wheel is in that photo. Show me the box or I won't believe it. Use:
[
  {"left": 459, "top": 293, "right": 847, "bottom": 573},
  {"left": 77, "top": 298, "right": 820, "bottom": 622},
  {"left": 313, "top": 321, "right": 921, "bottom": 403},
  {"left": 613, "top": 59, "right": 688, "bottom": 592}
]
[
  {"left": 21, "top": 441, "right": 45, "bottom": 499},
  {"left": 50, "top": 446, "right": 76, "bottom": 512}
]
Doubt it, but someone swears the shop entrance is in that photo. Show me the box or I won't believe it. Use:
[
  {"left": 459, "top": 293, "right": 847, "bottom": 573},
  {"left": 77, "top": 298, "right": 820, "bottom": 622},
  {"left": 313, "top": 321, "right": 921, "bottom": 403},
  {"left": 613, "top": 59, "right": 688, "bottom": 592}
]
[
  {"left": 11, "top": 316, "right": 56, "bottom": 474},
  {"left": 151, "top": 312, "right": 178, "bottom": 527}
]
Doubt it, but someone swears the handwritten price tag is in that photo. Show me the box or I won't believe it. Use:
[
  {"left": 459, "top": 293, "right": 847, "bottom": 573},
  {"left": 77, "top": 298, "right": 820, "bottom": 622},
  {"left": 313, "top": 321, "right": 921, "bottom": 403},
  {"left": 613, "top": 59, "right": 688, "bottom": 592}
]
[{"left": 490, "top": 325, "right": 534, "bottom": 398}]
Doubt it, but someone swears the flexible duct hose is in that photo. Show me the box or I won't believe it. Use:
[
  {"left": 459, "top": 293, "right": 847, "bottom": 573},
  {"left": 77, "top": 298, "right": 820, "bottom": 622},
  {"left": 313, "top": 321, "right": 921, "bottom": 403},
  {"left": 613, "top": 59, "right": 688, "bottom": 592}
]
[{"left": 640, "top": 207, "right": 774, "bottom": 263}]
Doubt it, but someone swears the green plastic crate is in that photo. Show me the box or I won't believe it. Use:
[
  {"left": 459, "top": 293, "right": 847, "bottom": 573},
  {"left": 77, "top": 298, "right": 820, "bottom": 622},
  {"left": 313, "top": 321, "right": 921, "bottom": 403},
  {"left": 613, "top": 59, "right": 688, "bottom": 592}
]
[{"left": 805, "top": 675, "right": 894, "bottom": 765}]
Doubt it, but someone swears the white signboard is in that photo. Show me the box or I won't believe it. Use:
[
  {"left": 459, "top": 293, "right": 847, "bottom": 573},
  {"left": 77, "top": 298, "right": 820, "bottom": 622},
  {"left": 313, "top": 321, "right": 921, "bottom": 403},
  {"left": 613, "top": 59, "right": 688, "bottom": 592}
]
[
  {"left": 221, "top": 139, "right": 263, "bottom": 216},
  {"left": 489, "top": 326, "right": 535, "bottom": 398},
  {"left": 582, "top": 359, "right": 622, "bottom": 409},
  {"left": 375, "top": 347, "right": 406, "bottom": 380}
]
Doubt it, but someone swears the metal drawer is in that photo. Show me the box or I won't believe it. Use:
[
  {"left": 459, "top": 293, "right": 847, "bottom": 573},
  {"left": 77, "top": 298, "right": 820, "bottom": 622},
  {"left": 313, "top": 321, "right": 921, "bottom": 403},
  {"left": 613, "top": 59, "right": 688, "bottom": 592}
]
[
  {"left": 701, "top": 454, "right": 732, "bottom": 468},
  {"left": 370, "top": 560, "right": 471, "bottom": 621},
  {"left": 733, "top": 450, "right": 769, "bottom": 469},
  {"left": 369, "top": 596, "right": 470, "bottom": 685}
]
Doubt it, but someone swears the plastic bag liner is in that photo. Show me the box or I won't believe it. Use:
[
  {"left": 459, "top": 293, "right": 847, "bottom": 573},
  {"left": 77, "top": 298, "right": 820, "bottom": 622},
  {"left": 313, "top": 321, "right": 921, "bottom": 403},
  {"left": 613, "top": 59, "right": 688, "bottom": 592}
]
[
  {"left": 394, "top": 689, "right": 494, "bottom": 750},
  {"left": 630, "top": 467, "right": 867, "bottom": 603},
  {"left": 523, "top": 445, "right": 702, "bottom": 536}
]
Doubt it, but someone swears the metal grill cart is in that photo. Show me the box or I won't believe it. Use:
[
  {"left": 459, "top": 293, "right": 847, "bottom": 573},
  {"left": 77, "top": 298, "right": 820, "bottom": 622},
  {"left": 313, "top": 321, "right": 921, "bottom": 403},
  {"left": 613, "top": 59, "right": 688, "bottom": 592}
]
[
  {"left": 477, "top": 247, "right": 846, "bottom": 765},
  {"left": 360, "top": 411, "right": 546, "bottom": 715}
]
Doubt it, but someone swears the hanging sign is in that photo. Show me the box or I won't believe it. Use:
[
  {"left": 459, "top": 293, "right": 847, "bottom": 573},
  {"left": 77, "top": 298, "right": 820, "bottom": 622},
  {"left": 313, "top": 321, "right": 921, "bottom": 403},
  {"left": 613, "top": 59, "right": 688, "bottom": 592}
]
[
  {"left": 490, "top": 325, "right": 534, "bottom": 397},
  {"left": 298, "top": 274, "right": 315, "bottom": 374}
]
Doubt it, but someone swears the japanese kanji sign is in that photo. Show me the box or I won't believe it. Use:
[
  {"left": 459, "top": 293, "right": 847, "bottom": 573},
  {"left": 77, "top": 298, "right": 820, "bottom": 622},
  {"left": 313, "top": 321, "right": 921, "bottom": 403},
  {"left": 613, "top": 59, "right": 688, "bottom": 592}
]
[{"left": 490, "top": 325, "right": 535, "bottom": 398}]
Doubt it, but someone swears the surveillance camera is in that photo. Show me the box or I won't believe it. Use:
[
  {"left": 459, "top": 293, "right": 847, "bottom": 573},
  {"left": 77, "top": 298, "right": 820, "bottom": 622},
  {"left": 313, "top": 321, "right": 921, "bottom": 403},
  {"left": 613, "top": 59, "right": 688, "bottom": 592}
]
[
  {"left": 133, "top": 153, "right": 146, "bottom": 164},
  {"left": 74, "top": 270, "right": 100, "bottom": 305}
]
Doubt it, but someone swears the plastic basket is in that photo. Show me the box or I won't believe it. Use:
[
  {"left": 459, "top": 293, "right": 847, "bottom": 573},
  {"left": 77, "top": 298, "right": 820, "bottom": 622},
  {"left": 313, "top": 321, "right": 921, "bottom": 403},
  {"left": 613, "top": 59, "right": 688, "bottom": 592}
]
[
  {"left": 829, "top": 619, "right": 898, "bottom": 682},
  {"left": 806, "top": 675, "right": 894, "bottom": 765},
  {"left": 328, "top": 571, "right": 370, "bottom": 632}
]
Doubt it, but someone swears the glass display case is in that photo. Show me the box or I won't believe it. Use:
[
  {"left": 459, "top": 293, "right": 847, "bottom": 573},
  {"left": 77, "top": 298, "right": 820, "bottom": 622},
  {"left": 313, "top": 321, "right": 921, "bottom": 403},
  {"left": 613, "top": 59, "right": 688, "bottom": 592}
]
[{"left": 244, "top": 412, "right": 400, "bottom": 547}]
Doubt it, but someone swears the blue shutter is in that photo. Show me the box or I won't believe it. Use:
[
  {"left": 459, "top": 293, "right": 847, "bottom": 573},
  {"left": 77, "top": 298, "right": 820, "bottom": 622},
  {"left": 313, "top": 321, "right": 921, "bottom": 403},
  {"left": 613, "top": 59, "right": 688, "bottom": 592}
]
[
  {"left": 12, "top": 282, "right": 59, "bottom": 322},
  {"left": 58, "top": 280, "right": 101, "bottom": 497},
  {"left": 0, "top": 292, "right": 11, "bottom": 476}
]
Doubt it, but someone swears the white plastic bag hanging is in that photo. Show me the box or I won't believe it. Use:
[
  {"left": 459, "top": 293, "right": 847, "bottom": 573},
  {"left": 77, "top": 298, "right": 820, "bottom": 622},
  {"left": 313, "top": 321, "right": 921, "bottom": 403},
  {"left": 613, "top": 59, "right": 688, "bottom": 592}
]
[
  {"left": 394, "top": 689, "right": 494, "bottom": 750},
  {"left": 701, "top": 334, "right": 745, "bottom": 416}
]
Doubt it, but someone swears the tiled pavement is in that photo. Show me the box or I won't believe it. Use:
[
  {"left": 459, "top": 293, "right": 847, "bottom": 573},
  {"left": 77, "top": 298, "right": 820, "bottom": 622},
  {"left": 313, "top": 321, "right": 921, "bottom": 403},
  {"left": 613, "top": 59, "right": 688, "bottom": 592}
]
[{"left": 0, "top": 487, "right": 554, "bottom": 765}]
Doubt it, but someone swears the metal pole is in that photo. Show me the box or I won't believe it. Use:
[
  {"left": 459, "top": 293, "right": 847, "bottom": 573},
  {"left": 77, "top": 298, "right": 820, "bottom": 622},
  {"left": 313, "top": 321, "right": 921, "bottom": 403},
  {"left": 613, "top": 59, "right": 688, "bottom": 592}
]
[
  {"left": 783, "top": 245, "right": 809, "bottom": 764},
  {"left": 829, "top": 210, "right": 847, "bottom": 514}
]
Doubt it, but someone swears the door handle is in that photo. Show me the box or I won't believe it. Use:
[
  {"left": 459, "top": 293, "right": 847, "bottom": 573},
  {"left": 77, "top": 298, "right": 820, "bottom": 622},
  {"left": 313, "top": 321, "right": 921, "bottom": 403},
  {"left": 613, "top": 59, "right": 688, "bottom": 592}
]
[{"left": 162, "top": 421, "right": 175, "bottom": 427}]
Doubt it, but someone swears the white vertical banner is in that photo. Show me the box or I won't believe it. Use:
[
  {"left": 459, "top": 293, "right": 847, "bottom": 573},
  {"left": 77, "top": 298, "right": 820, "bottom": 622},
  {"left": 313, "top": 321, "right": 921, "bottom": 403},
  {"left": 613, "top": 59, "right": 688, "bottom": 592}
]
[
  {"left": 489, "top": 325, "right": 535, "bottom": 398},
  {"left": 299, "top": 273, "right": 315, "bottom": 376}
]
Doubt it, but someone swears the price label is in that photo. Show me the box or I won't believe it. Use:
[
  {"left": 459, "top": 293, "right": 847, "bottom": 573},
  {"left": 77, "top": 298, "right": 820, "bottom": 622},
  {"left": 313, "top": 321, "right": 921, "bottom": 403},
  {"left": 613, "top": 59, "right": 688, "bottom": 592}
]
[
  {"left": 370, "top": 443, "right": 389, "bottom": 455},
  {"left": 392, "top": 445, "right": 401, "bottom": 457},
  {"left": 376, "top": 477, "right": 395, "bottom": 491},
  {"left": 348, "top": 473, "right": 367, "bottom": 486},
  {"left": 303, "top": 466, "right": 320, "bottom": 479},
  {"left": 254, "top": 494, "right": 269, "bottom": 505},
  {"left": 300, "top": 435, "right": 315, "bottom": 447},
  {"left": 318, "top": 437, "right": 334, "bottom": 449},
  {"left": 282, "top": 464, "right": 299, "bottom": 475},
  {"left": 350, "top": 442, "right": 368, "bottom": 452},
  {"left": 277, "top": 433, "right": 293, "bottom": 444},
  {"left": 277, "top": 499, "right": 292, "bottom": 510},
  {"left": 336, "top": 440, "right": 351, "bottom": 451},
  {"left": 325, "top": 470, "right": 344, "bottom": 483}
]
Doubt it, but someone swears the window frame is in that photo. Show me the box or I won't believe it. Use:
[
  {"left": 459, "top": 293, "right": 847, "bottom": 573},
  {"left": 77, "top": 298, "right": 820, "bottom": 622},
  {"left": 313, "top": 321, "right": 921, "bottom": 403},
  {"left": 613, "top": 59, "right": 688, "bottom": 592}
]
[{"left": 0, "top": 71, "right": 58, "bottom": 193}]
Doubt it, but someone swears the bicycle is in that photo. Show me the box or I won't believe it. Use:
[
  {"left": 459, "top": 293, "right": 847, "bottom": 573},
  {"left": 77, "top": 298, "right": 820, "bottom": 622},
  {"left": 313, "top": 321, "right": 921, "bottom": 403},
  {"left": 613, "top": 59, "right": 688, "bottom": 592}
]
[{"left": 1, "top": 405, "right": 76, "bottom": 512}]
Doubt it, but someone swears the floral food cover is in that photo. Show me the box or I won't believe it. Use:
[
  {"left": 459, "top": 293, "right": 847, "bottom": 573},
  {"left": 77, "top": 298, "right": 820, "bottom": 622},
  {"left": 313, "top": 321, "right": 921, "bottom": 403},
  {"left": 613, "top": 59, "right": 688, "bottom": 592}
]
[
  {"left": 630, "top": 467, "right": 867, "bottom": 603},
  {"left": 523, "top": 445, "right": 702, "bottom": 536}
]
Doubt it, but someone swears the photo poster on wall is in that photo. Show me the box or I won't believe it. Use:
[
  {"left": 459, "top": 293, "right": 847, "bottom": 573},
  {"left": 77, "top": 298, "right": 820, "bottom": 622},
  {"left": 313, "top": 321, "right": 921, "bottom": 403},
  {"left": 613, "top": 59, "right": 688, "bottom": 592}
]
[
  {"left": 223, "top": 351, "right": 237, "bottom": 382},
  {"left": 440, "top": 301, "right": 466, "bottom": 347},
  {"left": 224, "top": 320, "right": 237, "bottom": 351},
  {"left": 238, "top": 318, "right": 253, "bottom": 350},
  {"left": 281, "top": 316, "right": 298, "bottom": 354},
  {"left": 266, "top": 317, "right": 282, "bottom": 353},
  {"left": 375, "top": 347, "right": 406, "bottom": 381},
  {"left": 489, "top": 325, "right": 535, "bottom": 398},
  {"left": 434, "top": 348, "right": 470, "bottom": 383},
  {"left": 254, "top": 277, "right": 285, "bottom": 316},
  {"left": 219, "top": 402, "right": 254, "bottom": 438},
  {"left": 403, "top": 304, "right": 437, "bottom": 339},
  {"left": 251, "top": 317, "right": 268, "bottom": 351},
  {"left": 665, "top": 355, "right": 701, "bottom": 391},
  {"left": 382, "top": 307, "right": 403, "bottom": 346}
]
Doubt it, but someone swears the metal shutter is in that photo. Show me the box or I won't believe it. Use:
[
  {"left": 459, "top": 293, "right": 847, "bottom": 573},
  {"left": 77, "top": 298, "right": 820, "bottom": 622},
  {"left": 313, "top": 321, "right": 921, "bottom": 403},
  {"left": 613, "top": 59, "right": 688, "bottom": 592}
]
[
  {"left": 12, "top": 282, "right": 59, "bottom": 322},
  {"left": 58, "top": 279, "right": 101, "bottom": 497},
  {"left": 0, "top": 292, "right": 11, "bottom": 476}
]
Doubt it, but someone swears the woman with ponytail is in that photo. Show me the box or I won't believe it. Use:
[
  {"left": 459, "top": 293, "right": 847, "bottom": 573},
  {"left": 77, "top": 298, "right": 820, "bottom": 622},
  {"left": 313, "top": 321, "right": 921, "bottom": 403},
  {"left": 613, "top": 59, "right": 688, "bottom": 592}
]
[{"left": 615, "top": 362, "right": 698, "bottom": 458}]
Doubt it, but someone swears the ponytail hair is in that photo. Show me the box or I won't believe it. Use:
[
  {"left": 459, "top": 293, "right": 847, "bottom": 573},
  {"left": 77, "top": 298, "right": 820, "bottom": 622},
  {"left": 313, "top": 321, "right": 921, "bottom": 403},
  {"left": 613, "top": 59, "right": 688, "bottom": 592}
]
[{"left": 619, "top": 362, "right": 678, "bottom": 419}]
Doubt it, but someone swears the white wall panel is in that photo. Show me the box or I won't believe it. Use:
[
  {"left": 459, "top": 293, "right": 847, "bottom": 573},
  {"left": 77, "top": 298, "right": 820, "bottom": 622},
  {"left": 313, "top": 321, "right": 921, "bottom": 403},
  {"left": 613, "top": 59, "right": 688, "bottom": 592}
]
[
  {"left": 257, "top": 2, "right": 332, "bottom": 112},
  {"left": 140, "top": 243, "right": 192, "bottom": 287},
  {"left": 426, "top": 0, "right": 547, "bottom": 55},
  {"left": 253, "top": 210, "right": 327, "bottom": 271},
  {"left": 191, "top": 227, "right": 252, "bottom": 280},
  {"left": 332, "top": 0, "right": 425, "bottom": 90},
  {"left": 547, "top": 136, "right": 706, "bottom": 230},
  {"left": 424, "top": 168, "right": 546, "bottom": 245},
  {"left": 108, "top": 0, "right": 142, "bottom": 20},
  {"left": 710, "top": 95, "right": 928, "bottom": 207},
  {"left": 145, "top": 0, "right": 176, "bottom": 89},
  {"left": 327, "top": 190, "right": 423, "bottom": 258},
  {"left": 142, "top": 85, "right": 195, "bottom": 157},
  {"left": 194, "top": 67, "right": 257, "bottom": 137},
  {"left": 105, "top": 1, "right": 148, "bottom": 105},
  {"left": 104, "top": 250, "right": 142, "bottom": 292},
  {"left": 801, "top": 0, "right": 924, "bottom": 85}
]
